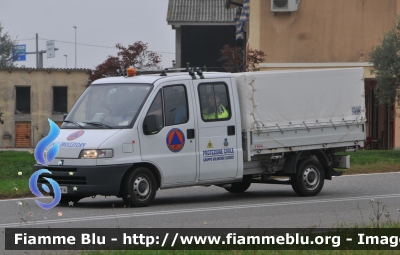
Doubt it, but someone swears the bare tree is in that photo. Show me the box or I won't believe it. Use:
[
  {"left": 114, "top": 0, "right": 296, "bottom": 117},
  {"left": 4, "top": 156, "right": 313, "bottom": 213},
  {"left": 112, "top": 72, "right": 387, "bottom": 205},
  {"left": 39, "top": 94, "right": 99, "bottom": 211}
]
[{"left": 218, "top": 44, "right": 266, "bottom": 73}]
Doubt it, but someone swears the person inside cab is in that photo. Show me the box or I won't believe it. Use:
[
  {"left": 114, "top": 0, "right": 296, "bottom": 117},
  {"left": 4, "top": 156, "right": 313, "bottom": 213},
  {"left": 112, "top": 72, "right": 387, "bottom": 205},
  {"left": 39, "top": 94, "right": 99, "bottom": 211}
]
[
  {"left": 202, "top": 92, "right": 229, "bottom": 120},
  {"left": 104, "top": 87, "right": 132, "bottom": 125}
]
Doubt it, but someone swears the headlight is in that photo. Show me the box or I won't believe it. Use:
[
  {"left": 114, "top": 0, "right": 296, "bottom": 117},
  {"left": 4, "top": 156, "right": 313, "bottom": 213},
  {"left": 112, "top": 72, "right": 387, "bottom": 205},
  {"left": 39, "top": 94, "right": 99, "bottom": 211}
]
[{"left": 80, "top": 149, "right": 113, "bottom": 159}]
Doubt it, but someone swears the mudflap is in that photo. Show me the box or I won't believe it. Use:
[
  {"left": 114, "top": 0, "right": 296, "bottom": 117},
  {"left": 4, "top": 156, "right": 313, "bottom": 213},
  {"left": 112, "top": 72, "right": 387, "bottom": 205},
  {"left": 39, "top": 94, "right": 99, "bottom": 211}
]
[{"left": 325, "top": 166, "right": 343, "bottom": 180}]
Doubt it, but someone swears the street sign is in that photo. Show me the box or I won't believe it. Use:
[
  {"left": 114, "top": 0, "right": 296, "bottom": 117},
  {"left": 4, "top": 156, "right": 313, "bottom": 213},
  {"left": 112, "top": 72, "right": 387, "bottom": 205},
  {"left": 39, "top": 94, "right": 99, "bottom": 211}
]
[
  {"left": 12, "top": 44, "right": 26, "bottom": 61},
  {"left": 46, "top": 40, "right": 55, "bottom": 58}
]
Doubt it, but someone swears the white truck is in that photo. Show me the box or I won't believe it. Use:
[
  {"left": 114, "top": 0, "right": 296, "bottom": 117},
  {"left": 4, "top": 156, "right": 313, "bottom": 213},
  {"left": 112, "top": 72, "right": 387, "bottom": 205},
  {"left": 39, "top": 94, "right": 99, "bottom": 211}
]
[{"left": 34, "top": 68, "right": 366, "bottom": 206}]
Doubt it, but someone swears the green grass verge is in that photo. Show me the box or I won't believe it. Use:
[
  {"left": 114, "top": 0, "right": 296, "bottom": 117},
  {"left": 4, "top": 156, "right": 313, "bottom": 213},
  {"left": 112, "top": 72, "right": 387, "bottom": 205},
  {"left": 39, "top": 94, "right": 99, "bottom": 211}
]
[
  {"left": 1, "top": 150, "right": 400, "bottom": 199},
  {"left": 0, "top": 150, "right": 36, "bottom": 198},
  {"left": 342, "top": 150, "right": 400, "bottom": 165},
  {"left": 338, "top": 150, "right": 400, "bottom": 175}
]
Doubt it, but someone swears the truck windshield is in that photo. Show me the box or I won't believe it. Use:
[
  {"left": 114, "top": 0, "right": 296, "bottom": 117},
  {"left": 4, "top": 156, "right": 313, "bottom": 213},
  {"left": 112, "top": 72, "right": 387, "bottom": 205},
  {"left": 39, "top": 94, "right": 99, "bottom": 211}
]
[{"left": 63, "top": 83, "right": 152, "bottom": 129}]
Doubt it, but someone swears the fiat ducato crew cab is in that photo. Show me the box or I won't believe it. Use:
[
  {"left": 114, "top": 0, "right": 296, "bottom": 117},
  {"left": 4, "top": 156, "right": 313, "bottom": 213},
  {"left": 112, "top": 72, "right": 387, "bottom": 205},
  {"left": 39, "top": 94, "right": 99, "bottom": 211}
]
[{"left": 34, "top": 68, "right": 365, "bottom": 207}]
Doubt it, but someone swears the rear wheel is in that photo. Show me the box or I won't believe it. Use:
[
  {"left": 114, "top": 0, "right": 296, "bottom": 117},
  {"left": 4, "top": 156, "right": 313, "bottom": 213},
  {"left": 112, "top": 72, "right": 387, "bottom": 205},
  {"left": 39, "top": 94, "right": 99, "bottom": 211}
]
[
  {"left": 291, "top": 158, "right": 324, "bottom": 196},
  {"left": 123, "top": 167, "right": 157, "bottom": 207}
]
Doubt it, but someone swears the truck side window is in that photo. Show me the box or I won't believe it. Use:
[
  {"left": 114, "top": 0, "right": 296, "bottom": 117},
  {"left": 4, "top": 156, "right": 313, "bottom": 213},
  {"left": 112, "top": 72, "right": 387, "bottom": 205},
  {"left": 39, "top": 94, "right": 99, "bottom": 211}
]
[
  {"left": 145, "top": 90, "right": 164, "bottom": 134},
  {"left": 199, "top": 83, "right": 231, "bottom": 121},
  {"left": 164, "top": 85, "right": 188, "bottom": 126}
]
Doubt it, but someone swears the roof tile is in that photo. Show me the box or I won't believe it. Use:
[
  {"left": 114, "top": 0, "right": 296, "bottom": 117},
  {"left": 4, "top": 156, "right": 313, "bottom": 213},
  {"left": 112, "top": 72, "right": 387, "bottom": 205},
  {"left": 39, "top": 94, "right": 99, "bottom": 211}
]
[{"left": 167, "top": 0, "right": 236, "bottom": 23}]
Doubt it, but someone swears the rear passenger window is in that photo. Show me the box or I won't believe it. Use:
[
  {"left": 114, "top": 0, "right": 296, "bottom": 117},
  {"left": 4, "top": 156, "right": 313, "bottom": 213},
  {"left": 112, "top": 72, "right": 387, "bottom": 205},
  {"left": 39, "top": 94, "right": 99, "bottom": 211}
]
[{"left": 198, "top": 83, "right": 231, "bottom": 121}]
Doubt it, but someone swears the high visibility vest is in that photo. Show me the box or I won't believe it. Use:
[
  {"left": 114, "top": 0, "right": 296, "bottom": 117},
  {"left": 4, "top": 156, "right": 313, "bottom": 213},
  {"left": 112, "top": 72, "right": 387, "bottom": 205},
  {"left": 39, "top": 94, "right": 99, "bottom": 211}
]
[{"left": 202, "top": 105, "right": 229, "bottom": 120}]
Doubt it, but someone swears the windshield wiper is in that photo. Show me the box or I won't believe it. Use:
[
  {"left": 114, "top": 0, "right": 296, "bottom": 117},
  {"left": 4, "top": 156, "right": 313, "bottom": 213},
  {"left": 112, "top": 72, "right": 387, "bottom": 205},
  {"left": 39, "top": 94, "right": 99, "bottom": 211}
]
[
  {"left": 83, "top": 122, "right": 113, "bottom": 129},
  {"left": 63, "top": 120, "right": 84, "bottom": 128}
]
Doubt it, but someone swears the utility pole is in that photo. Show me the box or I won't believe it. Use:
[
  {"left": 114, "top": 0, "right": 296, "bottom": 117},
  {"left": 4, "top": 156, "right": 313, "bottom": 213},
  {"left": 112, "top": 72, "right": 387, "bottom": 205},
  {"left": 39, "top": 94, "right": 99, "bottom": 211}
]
[
  {"left": 36, "top": 33, "right": 38, "bottom": 68},
  {"left": 29, "top": 34, "right": 60, "bottom": 68},
  {"left": 73, "top": 26, "right": 77, "bottom": 68},
  {"left": 27, "top": 48, "right": 59, "bottom": 68}
]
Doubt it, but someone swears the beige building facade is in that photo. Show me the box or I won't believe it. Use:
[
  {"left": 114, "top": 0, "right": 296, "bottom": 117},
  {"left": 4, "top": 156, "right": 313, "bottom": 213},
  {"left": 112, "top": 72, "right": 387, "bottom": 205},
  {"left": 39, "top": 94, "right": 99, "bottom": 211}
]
[
  {"left": 0, "top": 68, "right": 90, "bottom": 148},
  {"left": 245, "top": 0, "right": 400, "bottom": 149}
]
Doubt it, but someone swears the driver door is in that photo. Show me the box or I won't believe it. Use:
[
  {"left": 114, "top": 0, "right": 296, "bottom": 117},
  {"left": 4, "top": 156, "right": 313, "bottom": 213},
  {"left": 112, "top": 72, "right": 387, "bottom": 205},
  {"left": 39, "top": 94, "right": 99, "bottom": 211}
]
[{"left": 139, "top": 81, "right": 197, "bottom": 185}]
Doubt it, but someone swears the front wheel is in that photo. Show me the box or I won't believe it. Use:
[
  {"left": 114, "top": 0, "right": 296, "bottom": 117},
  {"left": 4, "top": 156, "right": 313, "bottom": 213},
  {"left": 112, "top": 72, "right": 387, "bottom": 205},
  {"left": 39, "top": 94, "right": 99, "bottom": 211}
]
[
  {"left": 123, "top": 167, "right": 157, "bottom": 207},
  {"left": 291, "top": 158, "right": 324, "bottom": 196}
]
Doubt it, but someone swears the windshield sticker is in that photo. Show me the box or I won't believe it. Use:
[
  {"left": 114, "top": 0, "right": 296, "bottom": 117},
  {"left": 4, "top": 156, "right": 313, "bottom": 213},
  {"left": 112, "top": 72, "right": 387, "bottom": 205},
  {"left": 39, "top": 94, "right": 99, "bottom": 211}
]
[
  {"left": 110, "top": 88, "right": 117, "bottom": 94},
  {"left": 67, "top": 130, "right": 85, "bottom": 141},
  {"left": 166, "top": 128, "right": 185, "bottom": 153},
  {"left": 119, "top": 120, "right": 129, "bottom": 126},
  {"left": 202, "top": 148, "right": 235, "bottom": 163}
]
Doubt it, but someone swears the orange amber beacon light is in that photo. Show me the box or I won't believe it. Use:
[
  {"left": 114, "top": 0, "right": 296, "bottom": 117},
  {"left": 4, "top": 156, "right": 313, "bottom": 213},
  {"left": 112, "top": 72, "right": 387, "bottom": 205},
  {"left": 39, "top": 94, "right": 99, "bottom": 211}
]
[{"left": 127, "top": 67, "right": 136, "bottom": 77}]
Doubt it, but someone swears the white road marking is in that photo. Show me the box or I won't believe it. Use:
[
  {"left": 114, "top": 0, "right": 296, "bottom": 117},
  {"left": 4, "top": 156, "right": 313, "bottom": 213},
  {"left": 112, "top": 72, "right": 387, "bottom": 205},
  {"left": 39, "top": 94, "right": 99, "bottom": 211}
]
[
  {"left": 0, "top": 197, "right": 44, "bottom": 202},
  {"left": 1, "top": 193, "right": 400, "bottom": 228}
]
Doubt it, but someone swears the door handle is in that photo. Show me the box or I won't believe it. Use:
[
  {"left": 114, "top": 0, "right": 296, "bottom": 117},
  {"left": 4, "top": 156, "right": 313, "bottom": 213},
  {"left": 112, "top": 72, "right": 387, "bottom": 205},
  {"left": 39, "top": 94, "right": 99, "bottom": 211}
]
[
  {"left": 187, "top": 129, "right": 195, "bottom": 139},
  {"left": 227, "top": 126, "right": 235, "bottom": 136}
]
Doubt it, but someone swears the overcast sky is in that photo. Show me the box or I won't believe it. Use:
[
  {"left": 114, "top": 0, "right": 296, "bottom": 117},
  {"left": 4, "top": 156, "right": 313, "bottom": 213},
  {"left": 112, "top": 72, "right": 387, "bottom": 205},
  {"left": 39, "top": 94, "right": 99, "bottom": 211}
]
[{"left": 0, "top": 0, "right": 175, "bottom": 70}]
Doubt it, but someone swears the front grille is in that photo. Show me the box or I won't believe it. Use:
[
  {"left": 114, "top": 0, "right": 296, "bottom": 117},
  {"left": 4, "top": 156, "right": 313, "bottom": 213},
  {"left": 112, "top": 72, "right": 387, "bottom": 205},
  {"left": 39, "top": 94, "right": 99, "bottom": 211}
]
[
  {"left": 41, "top": 167, "right": 78, "bottom": 172},
  {"left": 38, "top": 175, "right": 86, "bottom": 185}
]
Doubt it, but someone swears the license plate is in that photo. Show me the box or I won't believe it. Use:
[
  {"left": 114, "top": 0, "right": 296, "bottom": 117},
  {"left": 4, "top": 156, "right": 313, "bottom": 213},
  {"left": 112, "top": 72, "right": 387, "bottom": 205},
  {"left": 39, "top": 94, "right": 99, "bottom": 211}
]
[{"left": 60, "top": 186, "right": 68, "bottom": 194}]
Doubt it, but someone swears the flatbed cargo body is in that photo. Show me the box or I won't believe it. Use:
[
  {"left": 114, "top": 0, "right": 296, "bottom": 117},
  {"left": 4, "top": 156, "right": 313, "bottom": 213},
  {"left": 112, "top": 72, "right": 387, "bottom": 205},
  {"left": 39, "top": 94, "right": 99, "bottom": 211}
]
[{"left": 233, "top": 68, "right": 365, "bottom": 161}]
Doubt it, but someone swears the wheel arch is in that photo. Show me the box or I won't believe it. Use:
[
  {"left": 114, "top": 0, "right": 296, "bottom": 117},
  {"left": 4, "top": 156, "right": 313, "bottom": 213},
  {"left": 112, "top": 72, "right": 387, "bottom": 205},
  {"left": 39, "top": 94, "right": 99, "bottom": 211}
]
[
  {"left": 284, "top": 149, "right": 333, "bottom": 180},
  {"left": 118, "top": 162, "right": 162, "bottom": 197}
]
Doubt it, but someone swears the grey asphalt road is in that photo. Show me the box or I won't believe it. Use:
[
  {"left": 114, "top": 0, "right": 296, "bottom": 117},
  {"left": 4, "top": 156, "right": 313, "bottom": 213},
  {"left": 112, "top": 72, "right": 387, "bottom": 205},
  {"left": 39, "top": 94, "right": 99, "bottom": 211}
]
[
  {"left": 1, "top": 172, "right": 400, "bottom": 253},
  {"left": 1, "top": 172, "right": 400, "bottom": 228}
]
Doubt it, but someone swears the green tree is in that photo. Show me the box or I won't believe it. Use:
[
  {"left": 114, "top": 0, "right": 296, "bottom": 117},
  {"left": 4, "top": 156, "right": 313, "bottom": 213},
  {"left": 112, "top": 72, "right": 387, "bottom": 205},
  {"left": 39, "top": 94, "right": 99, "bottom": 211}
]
[
  {"left": 370, "top": 17, "right": 400, "bottom": 106},
  {"left": 0, "top": 22, "right": 17, "bottom": 68}
]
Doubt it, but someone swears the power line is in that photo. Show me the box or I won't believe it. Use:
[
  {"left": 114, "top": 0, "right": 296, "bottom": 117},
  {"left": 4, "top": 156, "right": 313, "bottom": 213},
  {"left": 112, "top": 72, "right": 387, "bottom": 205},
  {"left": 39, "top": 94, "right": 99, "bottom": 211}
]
[
  {"left": 17, "top": 37, "right": 36, "bottom": 41},
  {"left": 39, "top": 37, "right": 175, "bottom": 54}
]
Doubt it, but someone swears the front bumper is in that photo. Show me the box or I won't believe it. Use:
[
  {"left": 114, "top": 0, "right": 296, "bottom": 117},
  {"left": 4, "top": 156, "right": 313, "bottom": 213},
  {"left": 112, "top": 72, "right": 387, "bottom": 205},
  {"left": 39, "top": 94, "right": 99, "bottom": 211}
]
[{"left": 33, "top": 164, "right": 133, "bottom": 197}]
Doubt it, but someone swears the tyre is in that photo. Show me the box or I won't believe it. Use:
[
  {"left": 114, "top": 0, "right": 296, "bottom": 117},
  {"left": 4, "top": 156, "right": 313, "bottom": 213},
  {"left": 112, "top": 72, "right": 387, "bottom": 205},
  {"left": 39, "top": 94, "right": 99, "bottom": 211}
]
[
  {"left": 58, "top": 195, "right": 83, "bottom": 205},
  {"left": 123, "top": 167, "right": 157, "bottom": 207},
  {"left": 291, "top": 158, "right": 324, "bottom": 196},
  {"left": 224, "top": 177, "right": 252, "bottom": 193}
]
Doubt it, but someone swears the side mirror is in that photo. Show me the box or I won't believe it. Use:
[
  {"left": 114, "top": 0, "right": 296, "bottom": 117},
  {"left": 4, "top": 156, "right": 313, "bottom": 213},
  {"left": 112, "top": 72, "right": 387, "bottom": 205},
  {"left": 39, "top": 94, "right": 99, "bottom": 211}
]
[
  {"left": 63, "top": 113, "right": 68, "bottom": 120},
  {"left": 143, "top": 114, "right": 160, "bottom": 135}
]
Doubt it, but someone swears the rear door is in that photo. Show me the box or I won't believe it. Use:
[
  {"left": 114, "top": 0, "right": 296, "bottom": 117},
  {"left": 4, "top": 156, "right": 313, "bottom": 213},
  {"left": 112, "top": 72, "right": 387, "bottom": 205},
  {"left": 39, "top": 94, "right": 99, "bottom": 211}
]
[
  {"left": 192, "top": 79, "right": 238, "bottom": 181},
  {"left": 139, "top": 81, "right": 197, "bottom": 185}
]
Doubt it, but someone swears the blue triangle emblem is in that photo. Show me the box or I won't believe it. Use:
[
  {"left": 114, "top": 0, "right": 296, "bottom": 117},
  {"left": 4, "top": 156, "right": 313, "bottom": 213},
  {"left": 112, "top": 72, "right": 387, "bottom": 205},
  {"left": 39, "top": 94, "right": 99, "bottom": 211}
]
[{"left": 170, "top": 132, "right": 181, "bottom": 145}]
